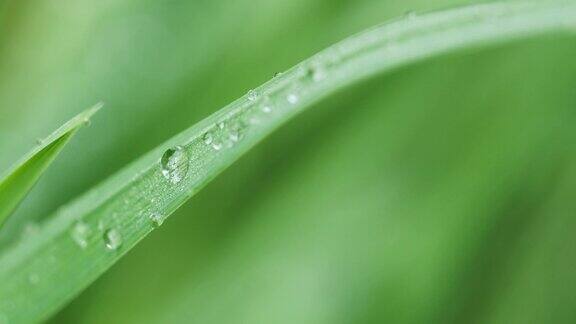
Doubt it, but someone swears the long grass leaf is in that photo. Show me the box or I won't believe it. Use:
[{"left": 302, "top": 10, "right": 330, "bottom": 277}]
[{"left": 0, "top": 2, "right": 574, "bottom": 322}]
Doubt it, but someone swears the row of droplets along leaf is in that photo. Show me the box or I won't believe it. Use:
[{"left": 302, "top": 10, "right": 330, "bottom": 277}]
[
  {"left": 197, "top": 50, "right": 343, "bottom": 152},
  {"left": 70, "top": 220, "right": 123, "bottom": 251},
  {"left": 68, "top": 47, "right": 347, "bottom": 257}
]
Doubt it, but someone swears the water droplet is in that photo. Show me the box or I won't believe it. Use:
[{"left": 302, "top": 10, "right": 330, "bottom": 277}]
[
  {"left": 161, "top": 146, "right": 189, "bottom": 184},
  {"left": 287, "top": 93, "right": 299, "bottom": 104},
  {"left": 247, "top": 89, "right": 259, "bottom": 102},
  {"left": 218, "top": 122, "right": 225, "bottom": 130},
  {"left": 310, "top": 62, "right": 326, "bottom": 82},
  {"left": 36, "top": 138, "right": 44, "bottom": 145},
  {"left": 202, "top": 132, "right": 213, "bottom": 145},
  {"left": 28, "top": 273, "right": 40, "bottom": 285},
  {"left": 229, "top": 130, "right": 240, "bottom": 143},
  {"left": 149, "top": 212, "right": 164, "bottom": 227},
  {"left": 212, "top": 141, "right": 223, "bottom": 151},
  {"left": 83, "top": 118, "right": 91, "bottom": 127},
  {"left": 325, "top": 48, "right": 342, "bottom": 65},
  {"left": 261, "top": 95, "right": 273, "bottom": 113},
  {"left": 71, "top": 221, "right": 92, "bottom": 249},
  {"left": 103, "top": 228, "right": 122, "bottom": 251}
]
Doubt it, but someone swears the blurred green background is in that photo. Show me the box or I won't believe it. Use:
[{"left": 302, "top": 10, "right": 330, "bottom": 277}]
[{"left": 1, "top": 0, "right": 575, "bottom": 323}]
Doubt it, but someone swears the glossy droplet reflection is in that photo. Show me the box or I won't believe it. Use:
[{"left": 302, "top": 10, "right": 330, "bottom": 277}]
[
  {"left": 103, "top": 228, "right": 122, "bottom": 251},
  {"left": 161, "top": 146, "right": 189, "bottom": 184}
]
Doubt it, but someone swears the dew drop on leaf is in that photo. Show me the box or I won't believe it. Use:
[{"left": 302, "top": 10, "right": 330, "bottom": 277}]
[
  {"left": 160, "top": 146, "right": 189, "bottom": 184},
  {"left": 247, "top": 89, "right": 259, "bottom": 102},
  {"left": 229, "top": 130, "right": 240, "bottom": 143},
  {"left": 103, "top": 228, "right": 122, "bottom": 251},
  {"left": 287, "top": 93, "right": 299, "bottom": 104},
  {"left": 70, "top": 221, "right": 91, "bottom": 249},
  {"left": 149, "top": 212, "right": 164, "bottom": 227},
  {"left": 261, "top": 95, "right": 273, "bottom": 113},
  {"left": 202, "top": 132, "right": 213, "bottom": 145}
]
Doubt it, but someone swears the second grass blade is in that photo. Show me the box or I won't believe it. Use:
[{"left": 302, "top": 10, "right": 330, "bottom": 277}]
[{"left": 0, "top": 104, "right": 102, "bottom": 228}]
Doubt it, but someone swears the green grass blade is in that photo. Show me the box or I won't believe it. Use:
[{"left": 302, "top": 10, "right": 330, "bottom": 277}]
[
  {"left": 0, "top": 103, "right": 102, "bottom": 229},
  {"left": 1, "top": 2, "right": 575, "bottom": 322}
]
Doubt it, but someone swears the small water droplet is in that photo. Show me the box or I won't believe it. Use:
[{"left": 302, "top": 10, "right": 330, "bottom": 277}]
[
  {"left": 149, "top": 212, "right": 164, "bottom": 227},
  {"left": 287, "top": 93, "right": 299, "bottom": 104},
  {"left": 247, "top": 89, "right": 259, "bottom": 102},
  {"left": 310, "top": 63, "right": 326, "bottom": 82},
  {"left": 83, "top": 118, "right": 91, "bottom": 127},
  {"left": 103, "top": 228, "right": 122, "bottom": 251},
  {"left": 202, "top": 132, "right": 213, "bottom": 145},
  {"left": 218, "top": 122, "right": 225, "bottom": 130},
  {"left": 28, "top": 273, "right": 40, "bottom": 285},
  {"left": 36, "top": 138, "right": 44, "bottom": 145},
  {"left": 261, "top": 95, "right": 273, "bottom": 113},
  {"left": 229, "top": 130, "right": 240, "bottom": 143},
  {"left": 212, "top": 141, "right": 223, "bottom": 151},
  {"left": 71, "top": 221, "right": 91, "bottom": 249},
  {"left": 161, "top": 146, "right": 189, "bottom": 184}
]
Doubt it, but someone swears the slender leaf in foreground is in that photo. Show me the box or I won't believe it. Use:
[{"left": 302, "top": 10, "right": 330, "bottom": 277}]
[
  {"left": 0, "top": 104, "right": 102, "bottom": 228},
  {"left": 1, "top": 2, "right": 575, "bottom": 323}
]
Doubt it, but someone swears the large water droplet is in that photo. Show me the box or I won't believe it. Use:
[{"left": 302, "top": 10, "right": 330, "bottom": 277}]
[
  {"left": 161, "top": 146, "right": 189, "bottom": 184},
  {"left": 149, "top": 212, "right": 164, "bottom": 227},
  {"left": 103, "top": 228, "right": 122, "bottom": 251},
  {"left": 71, "top": 221, "right": 91, "bottom": 249}
]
